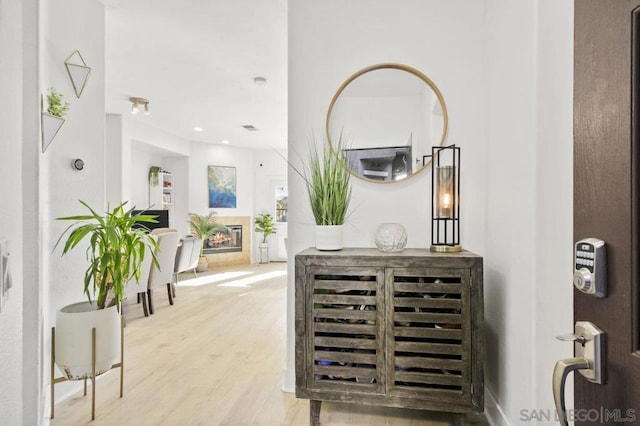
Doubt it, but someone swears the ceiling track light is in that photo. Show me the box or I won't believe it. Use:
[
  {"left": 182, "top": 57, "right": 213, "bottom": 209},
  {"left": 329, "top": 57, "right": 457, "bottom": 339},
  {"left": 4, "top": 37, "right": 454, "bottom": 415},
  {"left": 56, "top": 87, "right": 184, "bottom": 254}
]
[{"left": 129, "top": 97, "right": 150, "bottom": 115}]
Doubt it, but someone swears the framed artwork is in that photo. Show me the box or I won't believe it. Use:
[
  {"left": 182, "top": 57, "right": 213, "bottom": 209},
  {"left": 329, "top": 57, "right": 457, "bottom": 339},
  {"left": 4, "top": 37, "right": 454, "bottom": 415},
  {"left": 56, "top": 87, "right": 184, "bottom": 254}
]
[{"left": 208, "top": 165, "right": 237, "bottom": 208}]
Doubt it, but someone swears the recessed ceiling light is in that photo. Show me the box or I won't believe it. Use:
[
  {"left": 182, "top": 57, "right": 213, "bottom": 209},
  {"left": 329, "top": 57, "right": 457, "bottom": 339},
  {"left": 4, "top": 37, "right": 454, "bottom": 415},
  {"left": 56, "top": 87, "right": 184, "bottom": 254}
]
[
  {"left": 193, "top": 126, "right": 203, "bottom": 132},
  {"left": 253, "top": 76, "right": 267, "bottom": 86},
  {"left": 222, "top": 140, "right": 230, "bottom": 144}
]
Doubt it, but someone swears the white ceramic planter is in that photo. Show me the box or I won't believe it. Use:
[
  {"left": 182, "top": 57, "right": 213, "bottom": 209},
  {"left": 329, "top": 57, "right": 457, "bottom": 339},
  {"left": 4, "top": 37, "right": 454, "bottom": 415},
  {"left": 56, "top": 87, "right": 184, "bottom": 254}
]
[
  {"left": 41, "top": 113, "right": 65, "bottom": 153},
  {"left": 315, "top": 225, "right": 343, "bottom": 251},
  {"left": 55, "top": 301, "right": 121, "bottom": 380}
]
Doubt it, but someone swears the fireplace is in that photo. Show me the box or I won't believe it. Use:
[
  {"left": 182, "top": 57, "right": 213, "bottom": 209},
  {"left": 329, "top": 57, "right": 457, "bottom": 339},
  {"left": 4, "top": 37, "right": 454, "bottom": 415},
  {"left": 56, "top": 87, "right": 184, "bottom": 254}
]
[{"left": 203, "top": 225, "right": 242, "bottom": 254}]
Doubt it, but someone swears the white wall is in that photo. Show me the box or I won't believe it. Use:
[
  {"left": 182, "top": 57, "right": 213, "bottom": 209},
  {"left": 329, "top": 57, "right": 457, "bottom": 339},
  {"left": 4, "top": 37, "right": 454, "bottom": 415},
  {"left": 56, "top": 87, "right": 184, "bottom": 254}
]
[
  {"left": 288, "top": 0, "right": 487, "bottom": 254},
  {"left": 106, "top": 114, "right": 123, "bottom": 207},
  {"left": 287, "top": 0, "right": 488, "bottom": 395},
  {"left": 164, "top": 156, "right": 190, "bottom": 237},
  {"left": 534, "top": 0, "right": 574, "bottom": 415},
  {"left": 188, "top": 142, "right": 256, "bottom": 216},
  {"left": 253, "top": 149, "right": 288, "bottom": 262},
  {"left": 483, "top": 1, "right": 574, "bottom": 424},
  {"left": 289, "top": 1, "right": 575, "bottom": 423},
  {"left": 22, "top": 0, "right": 42, "bottom": 422},
  {"left": 111, "top": 115, "right": 191, "bottom": 235},
  {"left": 0, "top": 0, "right": 25, "bottom": 423},
  {"left": 130, "top": 142, "right": 169, "bottom": 209},
  {"left": 41, "top": 0, "right": 106, "bottom": 411},
  {"left": 119, "top": 115, "right": 190, "bottom": 204},
  {"left": 483, "top": 0, "right": 536, "bottom": 420}
]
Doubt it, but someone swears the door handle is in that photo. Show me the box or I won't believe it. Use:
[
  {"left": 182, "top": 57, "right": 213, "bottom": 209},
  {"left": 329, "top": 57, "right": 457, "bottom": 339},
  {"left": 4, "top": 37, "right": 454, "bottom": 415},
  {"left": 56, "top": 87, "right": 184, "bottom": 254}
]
[
  {"left": 552, "top": 321, "right": 605, "bottom": 426},
  {"left": 553, "top": 357, "right": 590, "bottom": 425}
]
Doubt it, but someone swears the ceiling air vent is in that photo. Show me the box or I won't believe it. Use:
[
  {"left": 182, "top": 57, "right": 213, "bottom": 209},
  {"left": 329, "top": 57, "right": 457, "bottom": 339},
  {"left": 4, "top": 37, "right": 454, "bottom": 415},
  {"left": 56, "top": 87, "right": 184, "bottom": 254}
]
[{"left": 241, "top": 124, "right": 259, "bottom": 131}]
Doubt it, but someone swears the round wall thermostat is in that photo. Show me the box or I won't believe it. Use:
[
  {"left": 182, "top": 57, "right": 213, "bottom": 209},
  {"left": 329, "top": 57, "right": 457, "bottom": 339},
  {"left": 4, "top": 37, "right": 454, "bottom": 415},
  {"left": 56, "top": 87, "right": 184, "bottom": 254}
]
[{"left": 72, "top": 158, "right": 85, "bottom": 171}]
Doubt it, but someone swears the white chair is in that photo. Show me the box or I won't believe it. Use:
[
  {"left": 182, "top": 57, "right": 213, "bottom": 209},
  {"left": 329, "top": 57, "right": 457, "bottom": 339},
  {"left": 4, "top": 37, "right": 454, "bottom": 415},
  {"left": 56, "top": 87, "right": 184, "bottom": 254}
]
[
  {"left": 147, "top": 228, "right": 180, "bottom": 314},
  {"left": 124, "top": 235, "right": 156, "bottom": 317},
  {"left": 190, "top": 238, "right": 203, "bottom": 275},
  {"left": 173, "top": 237, "right": 202, "bottom": 294}
]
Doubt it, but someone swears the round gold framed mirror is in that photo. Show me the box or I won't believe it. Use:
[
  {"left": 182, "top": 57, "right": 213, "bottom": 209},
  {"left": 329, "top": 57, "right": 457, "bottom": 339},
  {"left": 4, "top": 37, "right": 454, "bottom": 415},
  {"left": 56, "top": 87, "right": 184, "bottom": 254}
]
[{"left": 326, "top": 63, "right": 448, "bottom": 183}]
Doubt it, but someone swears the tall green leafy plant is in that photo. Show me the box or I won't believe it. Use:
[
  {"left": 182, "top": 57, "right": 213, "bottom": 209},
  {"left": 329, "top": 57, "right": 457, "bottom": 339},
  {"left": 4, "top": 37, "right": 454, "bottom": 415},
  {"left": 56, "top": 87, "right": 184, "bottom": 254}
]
[
  {"left": 189, "top": 211, "right": 227, "bottom": 256},
  {"left": 254, "top": 213, "right": 277, "bottom": 243},
  {"left": 304, "top": 137, "right": 352, "bottom": 226},
  {"left": 55, "top": 201, "right": 160, "bottom": 310}
]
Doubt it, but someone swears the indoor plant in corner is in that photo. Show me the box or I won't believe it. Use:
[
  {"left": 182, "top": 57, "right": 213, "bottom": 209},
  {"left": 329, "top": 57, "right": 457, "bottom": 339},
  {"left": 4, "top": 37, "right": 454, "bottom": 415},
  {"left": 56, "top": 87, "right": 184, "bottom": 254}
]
[
  {"left": 254, "top": 213, "right": 277, "bottom": 263},
  {"left": 54, "top": 201, "right": 159, "bottom": 380},
  {"left": 189, "top": 211, "right": 227, "bottom": 272}
]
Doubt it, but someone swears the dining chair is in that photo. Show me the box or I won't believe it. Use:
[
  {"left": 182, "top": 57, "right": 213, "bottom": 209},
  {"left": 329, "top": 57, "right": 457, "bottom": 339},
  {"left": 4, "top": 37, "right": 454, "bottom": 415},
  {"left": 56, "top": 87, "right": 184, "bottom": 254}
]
[
  {"left": 124, "top": 235, "right": 156, "bottom": 317},
  {"left": 172, "top": 236, "right": 202, "bottom": 297},
  {"left": 147, "top": 228, "right": 180, "bottom": 314}
]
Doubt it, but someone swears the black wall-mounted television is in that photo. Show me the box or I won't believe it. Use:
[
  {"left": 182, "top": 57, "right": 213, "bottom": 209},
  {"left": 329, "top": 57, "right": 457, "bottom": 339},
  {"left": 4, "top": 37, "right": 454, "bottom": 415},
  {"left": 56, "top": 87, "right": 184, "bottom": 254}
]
[{"left": 131, "top": 209, "right": 169, "bottom": 231}]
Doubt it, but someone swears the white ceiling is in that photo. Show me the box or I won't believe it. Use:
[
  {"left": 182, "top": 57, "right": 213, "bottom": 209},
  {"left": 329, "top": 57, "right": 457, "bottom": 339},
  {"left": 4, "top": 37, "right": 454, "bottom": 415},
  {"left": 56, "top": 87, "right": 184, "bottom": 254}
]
[{"left": 103, "top": 0, "right": 287, "bottom": 150}]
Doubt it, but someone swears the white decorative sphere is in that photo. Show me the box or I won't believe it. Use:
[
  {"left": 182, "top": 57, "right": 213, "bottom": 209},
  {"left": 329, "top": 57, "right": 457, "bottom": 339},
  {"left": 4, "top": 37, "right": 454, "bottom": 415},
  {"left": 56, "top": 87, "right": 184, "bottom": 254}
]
[{"left": 375, "top": 223, "right": 408, "bottom": 252}]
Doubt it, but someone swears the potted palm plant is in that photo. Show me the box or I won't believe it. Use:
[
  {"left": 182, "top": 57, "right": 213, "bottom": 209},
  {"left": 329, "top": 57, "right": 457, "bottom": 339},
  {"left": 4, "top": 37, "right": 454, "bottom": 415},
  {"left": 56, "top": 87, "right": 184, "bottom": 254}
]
[
  {"left": 189, "top": 211, "right": 227, "bottom": 272},
  {"left": 53, "top": 201, "right": 159, "bottom": 380},
  {"left": 254, "top": 213, "right": 276, "bottom": 263},
  {"left": 302, "top": 136, "right": 352, "bottom": 250}
]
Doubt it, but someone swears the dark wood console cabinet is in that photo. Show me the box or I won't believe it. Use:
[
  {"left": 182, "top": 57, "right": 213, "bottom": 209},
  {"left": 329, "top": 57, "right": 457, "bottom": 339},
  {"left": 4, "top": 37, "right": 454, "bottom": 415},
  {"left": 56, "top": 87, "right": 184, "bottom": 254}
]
[{"left": 294, "top": 248, "right": 484, "bottom": 425}]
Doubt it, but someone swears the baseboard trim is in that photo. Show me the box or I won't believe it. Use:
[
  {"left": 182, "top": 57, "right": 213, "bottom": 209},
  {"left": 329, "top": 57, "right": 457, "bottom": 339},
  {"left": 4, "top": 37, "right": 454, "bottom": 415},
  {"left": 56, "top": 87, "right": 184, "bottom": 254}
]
[
  {"left": 281, "top": 367, "right": 295, "bottom": 393},
  {"left": 485, "top": 386, "right": 510, "bottom": 426}
]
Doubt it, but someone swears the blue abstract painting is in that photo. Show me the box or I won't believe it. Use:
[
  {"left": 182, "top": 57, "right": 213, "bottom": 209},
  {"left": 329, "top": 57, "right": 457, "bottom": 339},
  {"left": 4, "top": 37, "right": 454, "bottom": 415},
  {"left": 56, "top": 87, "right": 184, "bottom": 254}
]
[{"left": 208, "top": 165, "right": 237, "bottom": 208}]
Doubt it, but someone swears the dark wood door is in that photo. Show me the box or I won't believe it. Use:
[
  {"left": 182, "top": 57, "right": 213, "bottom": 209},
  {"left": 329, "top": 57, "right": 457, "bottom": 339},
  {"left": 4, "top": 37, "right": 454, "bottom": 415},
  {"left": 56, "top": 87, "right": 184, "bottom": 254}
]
[{"left": 574, "top": 1, "right": 640, "bottom": 422}]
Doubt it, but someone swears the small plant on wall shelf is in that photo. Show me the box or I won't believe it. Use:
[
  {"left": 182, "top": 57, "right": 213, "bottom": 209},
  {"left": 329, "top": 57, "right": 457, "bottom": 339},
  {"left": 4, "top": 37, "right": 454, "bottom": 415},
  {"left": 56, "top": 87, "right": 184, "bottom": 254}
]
[
  {"left": 46, "top": 87, "right": 70, "bottom": 118},
  {"left": 149, "top": 166, "right": 161, "bottom": 186}
]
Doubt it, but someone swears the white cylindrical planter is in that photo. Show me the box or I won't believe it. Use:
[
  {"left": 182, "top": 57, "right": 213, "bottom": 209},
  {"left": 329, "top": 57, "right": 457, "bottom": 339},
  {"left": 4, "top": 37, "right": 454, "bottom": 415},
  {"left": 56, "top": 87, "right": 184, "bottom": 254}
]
[
  {"left": 55, "top": 302, "right": 121, "bottom": 380},
  {"left": 315, "top": 225, "right": 343, "bottom": 251}
]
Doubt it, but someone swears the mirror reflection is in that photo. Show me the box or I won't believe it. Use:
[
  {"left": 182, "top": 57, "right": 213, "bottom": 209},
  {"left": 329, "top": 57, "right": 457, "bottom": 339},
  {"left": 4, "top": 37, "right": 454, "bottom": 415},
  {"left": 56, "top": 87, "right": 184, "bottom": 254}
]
[{"left": 326, "top": 64, "right": 448, "bottom": 182}]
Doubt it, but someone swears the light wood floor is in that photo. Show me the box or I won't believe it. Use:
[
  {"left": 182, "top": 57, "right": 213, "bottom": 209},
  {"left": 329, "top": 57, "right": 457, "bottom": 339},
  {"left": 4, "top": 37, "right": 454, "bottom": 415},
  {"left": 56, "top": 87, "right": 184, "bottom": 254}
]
[{"left": 50, "top": 262, "right": 486, "bottom": 425}]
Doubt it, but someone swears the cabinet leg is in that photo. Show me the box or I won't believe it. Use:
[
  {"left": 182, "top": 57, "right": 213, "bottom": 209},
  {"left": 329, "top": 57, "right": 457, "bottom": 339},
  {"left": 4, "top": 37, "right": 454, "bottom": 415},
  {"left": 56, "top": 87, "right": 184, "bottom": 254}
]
[
  {"left": 310, "top": 400, "right": 321, "bottom": 426},
  {"left": 452, "top": 413, "right": 467, "bottom": 426}
]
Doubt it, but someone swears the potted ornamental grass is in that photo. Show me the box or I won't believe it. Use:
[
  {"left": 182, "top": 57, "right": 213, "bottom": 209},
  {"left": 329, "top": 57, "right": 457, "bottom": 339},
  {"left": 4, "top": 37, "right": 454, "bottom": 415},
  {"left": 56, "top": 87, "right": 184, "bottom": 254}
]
[
  {"left": 53, "top": 200, "right": 159, "bottom": 380},
  {"left": 254, "top": 213, "right": 277, "bottom": 263},
  {"left": 300, "top": 136, "right": 352, "bottom": 250},
  {"left": 189, "top": 211, "right": 227, "bottom": 272}
]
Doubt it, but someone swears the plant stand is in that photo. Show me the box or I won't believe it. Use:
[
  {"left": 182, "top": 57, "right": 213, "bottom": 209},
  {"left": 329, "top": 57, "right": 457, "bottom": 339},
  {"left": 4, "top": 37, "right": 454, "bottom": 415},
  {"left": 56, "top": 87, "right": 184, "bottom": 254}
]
[
  {"left": 259, "top": 243, "right": 269, "bottom": 264},
  {"left": 50, "top": 316, "right": 125, "bottom": 421}
]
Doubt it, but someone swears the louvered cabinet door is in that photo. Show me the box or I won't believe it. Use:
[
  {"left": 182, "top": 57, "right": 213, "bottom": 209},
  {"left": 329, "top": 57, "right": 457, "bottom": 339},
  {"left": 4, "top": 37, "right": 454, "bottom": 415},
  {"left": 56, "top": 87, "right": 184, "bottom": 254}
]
[
  {"left": 294, "top": 248, "right": 484, "bottom": 417},
  {"left": 304, "top": 266, "right": 386, "bottom": 395},
  {"left": 386, "top": 267, "right": 481, "bottom": 411}
]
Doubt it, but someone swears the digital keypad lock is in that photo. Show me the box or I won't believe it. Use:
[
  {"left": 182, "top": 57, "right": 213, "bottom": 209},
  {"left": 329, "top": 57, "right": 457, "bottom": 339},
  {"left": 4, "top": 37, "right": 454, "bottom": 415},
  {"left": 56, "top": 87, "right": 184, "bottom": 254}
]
[{"left": 573, "top": 238, "right": 606, "bottom": 298}]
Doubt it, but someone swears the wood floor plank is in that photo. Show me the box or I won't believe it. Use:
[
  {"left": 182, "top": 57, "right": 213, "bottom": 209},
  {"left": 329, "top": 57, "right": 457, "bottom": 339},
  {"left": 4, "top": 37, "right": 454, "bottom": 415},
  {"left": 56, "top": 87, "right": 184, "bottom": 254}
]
[{"left": 50, "top": 263, "right": 484, "bottom": 425}]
